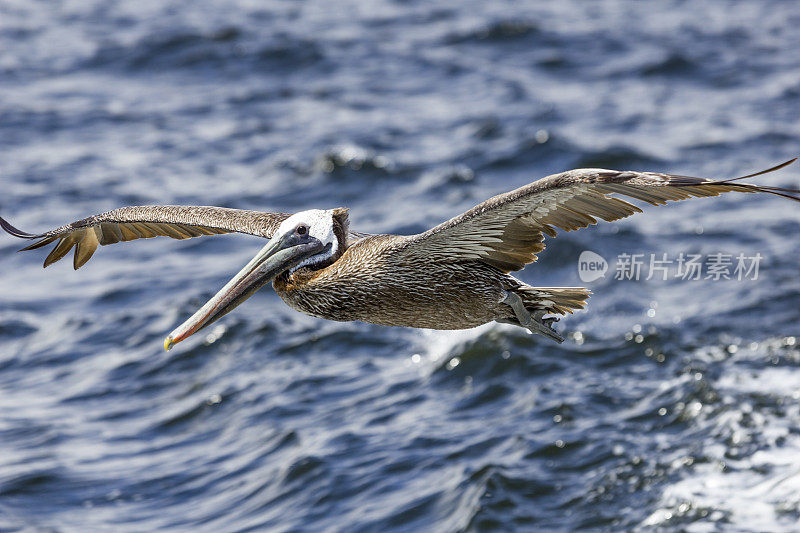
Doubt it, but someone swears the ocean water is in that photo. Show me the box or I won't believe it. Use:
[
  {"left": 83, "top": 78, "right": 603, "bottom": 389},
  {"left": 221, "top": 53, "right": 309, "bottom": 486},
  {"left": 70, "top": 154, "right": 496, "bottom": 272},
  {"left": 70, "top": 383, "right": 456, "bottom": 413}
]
[{"left": 1, "top": 1, "right": 799, "bottom": 531}]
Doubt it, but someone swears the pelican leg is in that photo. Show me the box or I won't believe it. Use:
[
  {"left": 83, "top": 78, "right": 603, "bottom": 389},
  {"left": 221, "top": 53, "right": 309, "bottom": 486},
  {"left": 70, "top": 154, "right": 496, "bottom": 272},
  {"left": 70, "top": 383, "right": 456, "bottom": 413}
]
[{"left": 501, "top": 291, "right": 564, "bottom": 344}]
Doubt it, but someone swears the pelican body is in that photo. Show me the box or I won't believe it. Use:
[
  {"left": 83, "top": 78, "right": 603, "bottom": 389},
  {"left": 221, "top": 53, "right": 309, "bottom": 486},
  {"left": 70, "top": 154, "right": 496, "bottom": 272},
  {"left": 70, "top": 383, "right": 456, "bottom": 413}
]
[
  {"left": 2, "top": 159, "right": 798, "bottom": 349},
  {"left": 275, "top": 234, "right": 534, "bottom": 329}
]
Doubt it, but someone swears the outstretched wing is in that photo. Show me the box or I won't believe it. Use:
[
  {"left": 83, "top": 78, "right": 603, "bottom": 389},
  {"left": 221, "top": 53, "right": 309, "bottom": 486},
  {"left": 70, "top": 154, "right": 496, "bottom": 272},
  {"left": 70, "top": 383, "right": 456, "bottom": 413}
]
[
  {"left": 395, "top": 159, "right": 799, "bottom": 272},
  {"left": 0, "top": 205, "right": 291, "bottom": 269}
]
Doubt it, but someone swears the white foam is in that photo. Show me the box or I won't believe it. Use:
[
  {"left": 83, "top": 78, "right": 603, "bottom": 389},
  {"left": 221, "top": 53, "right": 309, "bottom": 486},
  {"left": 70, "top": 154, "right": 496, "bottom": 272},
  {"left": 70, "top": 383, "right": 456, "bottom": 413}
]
[
  {"left": 641, "top": 342, "right": 800, "bottom": 531},
  {"left": 402, "top": 323, "right": 498, "bottom": 378}
]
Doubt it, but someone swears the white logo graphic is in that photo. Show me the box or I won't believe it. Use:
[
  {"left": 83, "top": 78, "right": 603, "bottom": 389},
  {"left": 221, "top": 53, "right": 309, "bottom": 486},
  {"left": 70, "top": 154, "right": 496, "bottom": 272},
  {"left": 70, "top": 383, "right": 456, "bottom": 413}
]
[{"left": 578, "top": 251, "right": 608, "bottom": 283}]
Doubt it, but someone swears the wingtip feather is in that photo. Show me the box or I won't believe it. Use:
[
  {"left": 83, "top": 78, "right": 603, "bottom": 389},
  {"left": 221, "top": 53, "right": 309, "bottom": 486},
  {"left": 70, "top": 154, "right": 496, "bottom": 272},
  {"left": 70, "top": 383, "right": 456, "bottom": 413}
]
[{"left": 0, "top": 216, "right": 39, "bottom": 239}]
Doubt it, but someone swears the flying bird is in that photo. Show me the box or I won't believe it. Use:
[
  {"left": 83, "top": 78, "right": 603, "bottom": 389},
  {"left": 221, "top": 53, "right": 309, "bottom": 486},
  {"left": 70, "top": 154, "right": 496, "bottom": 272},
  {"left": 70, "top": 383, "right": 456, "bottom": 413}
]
[{"left": 2, "top": 159, "right": 798, "bottom": 350}]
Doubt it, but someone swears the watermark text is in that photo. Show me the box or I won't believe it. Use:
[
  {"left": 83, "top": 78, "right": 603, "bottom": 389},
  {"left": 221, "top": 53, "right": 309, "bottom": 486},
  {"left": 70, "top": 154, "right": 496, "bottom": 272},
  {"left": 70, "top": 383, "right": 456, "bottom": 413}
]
[{"left": 578, "top": 251, "right": 763, "bottom": 282}]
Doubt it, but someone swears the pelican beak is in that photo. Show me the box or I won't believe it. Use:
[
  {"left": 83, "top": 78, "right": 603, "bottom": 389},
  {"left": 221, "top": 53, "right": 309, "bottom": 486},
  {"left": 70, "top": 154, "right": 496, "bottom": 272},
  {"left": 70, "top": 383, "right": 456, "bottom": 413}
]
[{"left": 164, "top": 231, "right": 324, "bottom": 350}]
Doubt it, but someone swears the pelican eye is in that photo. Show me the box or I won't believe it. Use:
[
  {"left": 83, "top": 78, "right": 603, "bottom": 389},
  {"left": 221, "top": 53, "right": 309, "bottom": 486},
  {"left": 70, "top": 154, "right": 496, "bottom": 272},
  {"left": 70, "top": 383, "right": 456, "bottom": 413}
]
[{"left": 296, "top": 224, "right": 308, "bottom": 236}]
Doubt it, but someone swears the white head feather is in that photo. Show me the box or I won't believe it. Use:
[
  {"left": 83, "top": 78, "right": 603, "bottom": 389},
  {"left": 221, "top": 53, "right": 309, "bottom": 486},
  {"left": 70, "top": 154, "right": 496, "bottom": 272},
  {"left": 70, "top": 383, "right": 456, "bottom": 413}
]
[{"left": 276, "top": 209, "right": 338, "bottom": 271}]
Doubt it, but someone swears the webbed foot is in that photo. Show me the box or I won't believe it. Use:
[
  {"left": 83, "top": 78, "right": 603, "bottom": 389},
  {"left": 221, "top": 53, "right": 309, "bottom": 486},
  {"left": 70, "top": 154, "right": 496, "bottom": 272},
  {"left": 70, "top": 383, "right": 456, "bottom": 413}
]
[{"left": 501, "top": 291, "right": 564, "bottom": 343}]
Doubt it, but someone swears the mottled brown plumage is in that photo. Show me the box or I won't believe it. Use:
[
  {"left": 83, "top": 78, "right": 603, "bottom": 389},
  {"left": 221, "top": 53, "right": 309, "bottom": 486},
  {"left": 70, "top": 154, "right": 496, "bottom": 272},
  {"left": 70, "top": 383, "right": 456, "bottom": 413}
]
[
  {"left": 274, "top": 234, "right": 586, "bottom": 329},
  {"left": 2, "top": 159, "right": 798, "bottom": 347}
]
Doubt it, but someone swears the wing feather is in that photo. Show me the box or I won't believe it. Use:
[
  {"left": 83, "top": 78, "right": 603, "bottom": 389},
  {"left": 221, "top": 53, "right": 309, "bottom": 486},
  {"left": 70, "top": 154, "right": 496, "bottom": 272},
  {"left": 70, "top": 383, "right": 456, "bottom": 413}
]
[
  {"left": 73, "top": 228, "right": 100, "bottom": 270},
  {"left": 44, "top": 234, "right": 77, "bottom": 268},
  {"left": 1, "top": 205, "right": 293, "bottom": 269},
  {"left": 394, "top": 160, "right": 799, "bottom": 272}
]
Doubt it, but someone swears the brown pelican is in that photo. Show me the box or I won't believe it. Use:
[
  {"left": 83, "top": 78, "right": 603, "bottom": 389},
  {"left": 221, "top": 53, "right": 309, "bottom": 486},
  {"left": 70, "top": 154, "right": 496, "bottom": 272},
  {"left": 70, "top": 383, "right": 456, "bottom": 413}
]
[{"left": 2, "top": 159, "right": 798, "bottom": 350}]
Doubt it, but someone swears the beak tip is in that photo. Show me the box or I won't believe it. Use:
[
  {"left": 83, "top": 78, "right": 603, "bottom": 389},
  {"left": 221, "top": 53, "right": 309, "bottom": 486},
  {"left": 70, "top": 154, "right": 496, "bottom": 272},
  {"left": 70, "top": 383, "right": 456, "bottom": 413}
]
[{"left": 164, "top": 336, "right": 174, "bottom": 351}]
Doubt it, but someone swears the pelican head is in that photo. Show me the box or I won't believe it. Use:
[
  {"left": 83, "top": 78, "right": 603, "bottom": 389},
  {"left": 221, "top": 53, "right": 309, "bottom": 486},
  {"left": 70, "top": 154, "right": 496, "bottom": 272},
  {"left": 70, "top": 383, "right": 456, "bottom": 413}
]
[{"left": 164, "top": 208, "right": 347, "bottom": 350}]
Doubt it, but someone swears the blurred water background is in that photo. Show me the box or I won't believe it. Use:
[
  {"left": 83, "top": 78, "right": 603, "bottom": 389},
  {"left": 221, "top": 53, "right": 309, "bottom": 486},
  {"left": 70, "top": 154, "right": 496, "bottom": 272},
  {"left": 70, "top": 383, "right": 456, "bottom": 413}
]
[{"left": 1, "top": 1, "right": 800, "bottom": 531}]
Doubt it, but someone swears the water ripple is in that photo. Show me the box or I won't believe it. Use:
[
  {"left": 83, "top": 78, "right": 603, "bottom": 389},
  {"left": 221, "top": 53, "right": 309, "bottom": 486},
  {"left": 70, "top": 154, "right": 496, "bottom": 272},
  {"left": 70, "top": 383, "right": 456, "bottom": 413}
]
[{"left": 1, "top": 0, "right": 800, "bottom": 531}]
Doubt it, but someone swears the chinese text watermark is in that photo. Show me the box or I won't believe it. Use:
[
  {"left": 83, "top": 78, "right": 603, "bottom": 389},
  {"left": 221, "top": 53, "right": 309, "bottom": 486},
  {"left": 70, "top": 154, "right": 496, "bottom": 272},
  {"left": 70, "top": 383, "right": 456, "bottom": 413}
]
[{"left": 578, "top": 251, "right": 763, "bottom": 282}]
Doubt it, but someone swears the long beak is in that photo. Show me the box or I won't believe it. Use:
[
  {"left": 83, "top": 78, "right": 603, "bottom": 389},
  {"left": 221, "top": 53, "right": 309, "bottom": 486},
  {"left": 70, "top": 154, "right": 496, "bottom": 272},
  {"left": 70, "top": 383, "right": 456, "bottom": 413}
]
[{"left": 164, "top": 233, "right": 323, "bottom": 351}]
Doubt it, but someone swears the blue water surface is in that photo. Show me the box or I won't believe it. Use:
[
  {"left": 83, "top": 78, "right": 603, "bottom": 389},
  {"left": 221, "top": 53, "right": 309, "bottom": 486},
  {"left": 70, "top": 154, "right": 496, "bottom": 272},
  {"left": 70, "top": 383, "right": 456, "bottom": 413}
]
[{"left": 1, "top": 1, "right": 800, "bottom": 531}]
